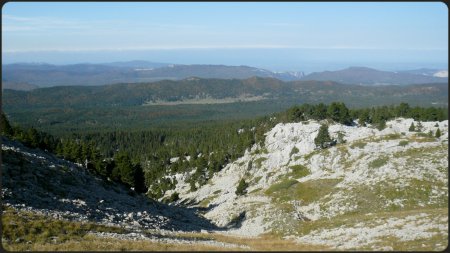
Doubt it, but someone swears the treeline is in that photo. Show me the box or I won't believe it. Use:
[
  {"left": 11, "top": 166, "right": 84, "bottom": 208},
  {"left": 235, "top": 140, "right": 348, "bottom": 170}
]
[
  {"left": 279, "top": 102, "right": 447, "bottom": 129},
  {"left": 2, "top": 102, "right": 447, "bottom": 201},
  {"left": 1, "top": 112, "right": 147, "bottom": 193}
]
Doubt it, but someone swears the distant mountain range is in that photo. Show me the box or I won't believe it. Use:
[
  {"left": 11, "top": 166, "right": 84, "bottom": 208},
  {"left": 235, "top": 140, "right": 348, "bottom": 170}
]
[
  {"left": 301, "top": 66, "right": 447, "bottom": 85},
  {"left": 2, "top": 62, "right": 447, "bottom": 90},
  {"left": 1, "top": 61, "right": 304, "bottom": 89}
]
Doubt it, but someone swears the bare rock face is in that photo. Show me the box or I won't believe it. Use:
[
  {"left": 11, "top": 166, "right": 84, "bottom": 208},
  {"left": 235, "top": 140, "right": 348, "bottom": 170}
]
[
  {"left": 164, "top": 118, "right": 448, "bottom": 249},
  {"left": 1, "top": 137, "right": 217, "bottom": 233}
]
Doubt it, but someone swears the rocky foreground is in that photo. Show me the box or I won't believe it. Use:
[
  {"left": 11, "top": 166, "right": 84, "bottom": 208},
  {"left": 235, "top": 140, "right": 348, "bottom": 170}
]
[{"left": 1, "top": 137, "right": 244, "bottom": 248}]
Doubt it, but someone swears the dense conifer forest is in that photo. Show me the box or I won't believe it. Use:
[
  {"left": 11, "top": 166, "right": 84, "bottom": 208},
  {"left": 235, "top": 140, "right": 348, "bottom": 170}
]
[{"left": 2, "top": 102, "right": 447, "bottom": 200}]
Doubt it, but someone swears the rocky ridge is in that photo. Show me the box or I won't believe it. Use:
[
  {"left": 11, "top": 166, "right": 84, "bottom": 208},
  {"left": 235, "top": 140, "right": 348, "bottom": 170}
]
[{"left": 164, "top": 118, "right": 448, "bottom": 250}]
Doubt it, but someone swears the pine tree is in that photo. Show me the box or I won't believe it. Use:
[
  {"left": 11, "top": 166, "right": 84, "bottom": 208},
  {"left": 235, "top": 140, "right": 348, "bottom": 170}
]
[
  {"left": 396, "top": 102, "right": 410, "bottom": 118},
  {"left": 376, "top": 119, "right": 386, "bottom": 131},
  {"left": 0, "top": 112, "right": 13, "bottom": 137},
  {"left": 327, "top": 102, "right": 351, "bottom": 125},
  {"left": 409, "top": 122, "right": 415, "bottom": 132},
  {"left": 114, "top": 151, "right": 135, "bottom": 187},
  {"left": 435, "top": 128, "right": 441, "bottom": 138},
  {"left": 314, "top": 124, "right": 334, "bottom": 149},
  {"left": 358, "top": 110, "right": 370, "bottom": 126},
  {"left": 312, "top": 103, "right": 328, "bottom": 120}
]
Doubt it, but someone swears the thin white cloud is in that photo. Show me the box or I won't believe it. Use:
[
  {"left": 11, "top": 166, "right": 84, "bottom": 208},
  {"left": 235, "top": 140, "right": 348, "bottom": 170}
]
[
  {"left": 3, "top": 14, "right": 36, "bottom": 22},
  {"left": 2, "top": 25, "right": 36, "bottom": 32},
  {"left": 2, "top": 14, "right": 106, "bottom": 32},
  {"left": 3, "top": 45, "right": 296, "bottom": 53},
  {"left": 4, "top": 45, "right": 447, "bottom": 53}
]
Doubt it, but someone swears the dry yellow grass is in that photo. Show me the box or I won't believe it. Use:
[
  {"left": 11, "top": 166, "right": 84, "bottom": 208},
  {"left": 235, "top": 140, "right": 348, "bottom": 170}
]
[
  {"left": 171, "top": 232, "right": 330, "bottom": 251},
  {"left": 2, "top": 235, "right": 241, "bottom": 251},
  {"left": 3, "top": 232, "right": 330, "bottom": 251},
  {"left": 2, "top": 207, "right": 327, "bottom": 251}
]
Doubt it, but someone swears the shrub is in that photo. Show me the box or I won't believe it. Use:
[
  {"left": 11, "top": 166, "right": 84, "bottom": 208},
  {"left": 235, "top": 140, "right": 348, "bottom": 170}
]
[
  {"left": 235, "top": 179, "right": 249, "bottom": 196},
  {"left": 168, "top": 192, "right": 179, "bottom": 202},
  {"left": 398, "top": 140, "right": 408, "bottom": 147},
  {"left": 290, "top": 146, "right": 300, "bottom": 157},
  {"left": 254, "top": 157, "right": 267, "bottom": 168}
]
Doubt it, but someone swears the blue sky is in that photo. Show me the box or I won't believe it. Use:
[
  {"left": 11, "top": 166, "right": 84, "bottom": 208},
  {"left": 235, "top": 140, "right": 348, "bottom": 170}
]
[{"left": 2, "top": 2, "right": 448, "bottom": 72}]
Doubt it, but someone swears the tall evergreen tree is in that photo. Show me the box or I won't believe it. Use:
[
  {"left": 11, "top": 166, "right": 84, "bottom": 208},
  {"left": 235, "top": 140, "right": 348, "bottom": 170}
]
[
  {"left": 435, "top": 128, "right": 441, "bottom": 138},
  {"left": 1, "top": 112, "right": 13, "bottom": 137},
  {"left": 327, "top": 102, "right": 351, "bottom": 125},
  {"left": 114, "top": 151, "right": 135, "bottom": 187},
  {"left": 314, "top": 124, "right": 334, "bottom": 149},
  {"left": 396, "top": 102, "right": 410, "bottom": 118}
]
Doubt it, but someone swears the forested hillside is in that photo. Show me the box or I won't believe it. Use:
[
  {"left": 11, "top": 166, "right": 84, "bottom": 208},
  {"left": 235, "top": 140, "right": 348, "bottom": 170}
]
[
  {"left": 2, "top": 102, "right": 447, "bottom": 200},
  {"left": 2, "top": 77, "right": 447, "bottom": 135}
]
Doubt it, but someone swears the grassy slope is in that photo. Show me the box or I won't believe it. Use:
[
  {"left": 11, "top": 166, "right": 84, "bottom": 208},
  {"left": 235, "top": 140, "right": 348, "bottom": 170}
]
[{"left": 260, "top": 133, "right": 448, "bottom": 250}]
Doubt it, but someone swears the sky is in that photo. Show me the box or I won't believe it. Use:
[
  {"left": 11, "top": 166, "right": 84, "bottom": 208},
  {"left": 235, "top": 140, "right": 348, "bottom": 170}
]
[{"left": 2, "top": 2, "right": 448, "bottom": 72}]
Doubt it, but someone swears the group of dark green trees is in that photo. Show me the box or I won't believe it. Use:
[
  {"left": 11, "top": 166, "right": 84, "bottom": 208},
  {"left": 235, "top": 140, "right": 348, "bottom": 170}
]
[
  {"left": 1, "top": 112, "right": 147, "bottom": 193},
  {"left": 282, "top": 102, "right": 447, "bottom": 130},
  {"left": 1, "top": 102, "right": 447, "bottom": 200}
]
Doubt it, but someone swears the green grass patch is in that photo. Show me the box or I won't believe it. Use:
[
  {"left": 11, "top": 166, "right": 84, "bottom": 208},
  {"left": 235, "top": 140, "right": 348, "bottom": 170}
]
[
  {"left": 412, "top": 133, "right": 436, "bottom": 143},
  {"left": 350, "top": 141, "right": 367, "bottom": 149},
  {"left": 254, "top": 157, "right": 268, "bottom": 168},
  {"left": 384, "top": 133, "right": 401, "bottom": 140},
  {"left": 266, "top": 178, "right": 341, "bottom": 208},
  {"left": 398, "top": 140, "right": 409, "bottom": 146},
  {"left": 393, "top": 144, "right": 446, "bottom": 160},
  {"left": 265, "top": 179, "right": 299, "bottom": 195},
  {"left": 369, "top": 156, "right": 389, "bottom": 169},
  {"left": 252, "top": 147, "right": 268, "bottom": 155},
  {"left": 198, "top": 194, "right": 218, "bottom": 207},
  {"left": 288, "top": 164, "right": 310, "bottom": 179}
]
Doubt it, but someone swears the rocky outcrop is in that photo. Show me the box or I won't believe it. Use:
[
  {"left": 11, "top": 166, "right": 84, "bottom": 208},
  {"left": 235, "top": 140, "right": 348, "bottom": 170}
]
[
  {"left": 1, "top": 137, "right": 217, "bottom": 233},
  {"left": 165, "top": 118, "right": 448, "bottom": 249}
]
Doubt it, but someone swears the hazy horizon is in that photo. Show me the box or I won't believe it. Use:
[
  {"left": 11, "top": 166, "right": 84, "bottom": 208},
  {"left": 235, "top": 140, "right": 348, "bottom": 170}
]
[{"left": 2, "top": 2, "right": 447, "bottom": 73}]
